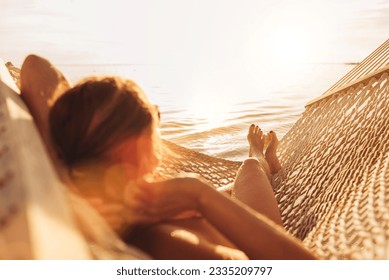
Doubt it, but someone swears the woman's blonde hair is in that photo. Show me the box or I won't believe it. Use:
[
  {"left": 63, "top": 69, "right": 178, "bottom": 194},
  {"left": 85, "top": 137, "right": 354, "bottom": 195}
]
[{"left": 49, "top": 76, "right": 161, "bottom": 189}]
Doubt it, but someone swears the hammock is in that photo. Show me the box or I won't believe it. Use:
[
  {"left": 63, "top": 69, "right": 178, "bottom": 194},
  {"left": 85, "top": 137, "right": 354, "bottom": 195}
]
[{"left": 0, "top": 38, "right": 388, "bottom": 259}]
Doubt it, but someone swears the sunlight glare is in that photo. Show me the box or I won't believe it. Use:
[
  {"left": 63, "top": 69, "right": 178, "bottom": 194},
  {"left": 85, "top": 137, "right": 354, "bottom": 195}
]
[
  {"left": 171, "top": 230, "right": 200, "bottom": 245},
  {"left": 188, "top": 91, "right": 233, "bottom": 131},
  {"left": 268, "top": 27, "right": 309, "bottom": 64},
  {"left": 242, "top": 4, "right": 331, "bottom": 91}
]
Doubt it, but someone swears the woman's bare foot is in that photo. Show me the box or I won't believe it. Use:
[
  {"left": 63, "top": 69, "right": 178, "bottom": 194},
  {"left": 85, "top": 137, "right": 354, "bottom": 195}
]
[
  {"left": 265, "top": 131, "right": 282, "bottom": 174},
  {"left": 247, "top": 124, "right": 271, "bottom": 178},
  {"left": 247, "top": 124, "right": 264, "bottom": 158},
  {"left": 247, "top": 125, "right": 282, "bottom": 175}
]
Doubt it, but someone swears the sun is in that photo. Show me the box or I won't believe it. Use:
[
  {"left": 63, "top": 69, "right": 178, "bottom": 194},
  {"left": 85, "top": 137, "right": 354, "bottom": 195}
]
[
  {"left": 243, "top": 22, "right": 315, "bottom": 89},
  {"left": 268, "top": 27, "right": 309, "bottom": 64},
  {"left": 255, "top": 25, "right": 311, "bottom": 66}
]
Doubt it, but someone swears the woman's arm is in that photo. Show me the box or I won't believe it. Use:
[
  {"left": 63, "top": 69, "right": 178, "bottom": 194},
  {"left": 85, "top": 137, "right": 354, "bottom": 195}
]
[
  {"left": 197, "top": 181, "right": 316, "bottom": 259},
  {"left": 132, "top": 177, "right": 317, "bottom": 260}
]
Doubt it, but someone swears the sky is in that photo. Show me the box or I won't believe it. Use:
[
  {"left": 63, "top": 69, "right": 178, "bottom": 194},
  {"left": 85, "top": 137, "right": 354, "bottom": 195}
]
[{"left": 1, "top": 0, "right": 388, "bottom": 67}]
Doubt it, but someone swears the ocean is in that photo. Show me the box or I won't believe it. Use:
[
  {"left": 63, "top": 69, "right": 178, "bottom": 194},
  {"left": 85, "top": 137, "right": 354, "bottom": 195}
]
[{"left": 59, "top": 63, "right": 354, "bottom": 161}]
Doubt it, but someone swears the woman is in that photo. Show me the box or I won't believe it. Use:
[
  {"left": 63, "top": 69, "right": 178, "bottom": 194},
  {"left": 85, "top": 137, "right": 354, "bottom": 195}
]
[{"left": 22, "top": 55, "right": 316, "bottom": 260}]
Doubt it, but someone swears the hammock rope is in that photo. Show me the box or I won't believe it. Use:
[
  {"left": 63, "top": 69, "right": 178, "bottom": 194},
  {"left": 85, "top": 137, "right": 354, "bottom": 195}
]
[{"left": 276, "top": 71, "right": 388, "bottom": 259}]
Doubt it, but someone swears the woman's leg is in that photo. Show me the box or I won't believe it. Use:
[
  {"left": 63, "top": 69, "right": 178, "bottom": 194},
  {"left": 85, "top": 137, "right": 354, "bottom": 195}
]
[{"left": 231, "top": 124, "right": 282, "bottom": 226}]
